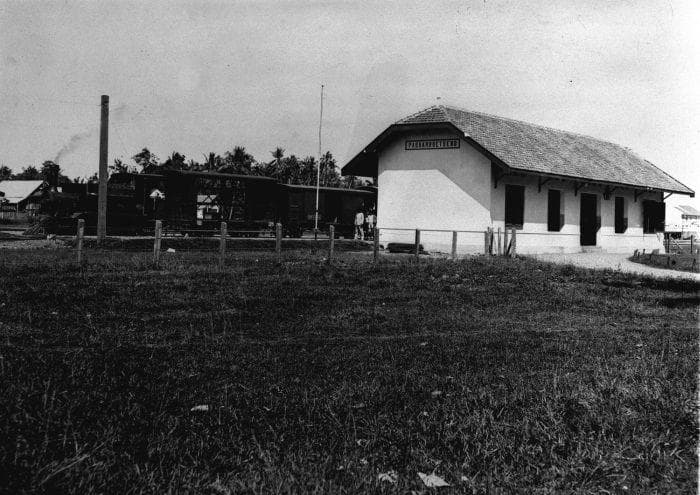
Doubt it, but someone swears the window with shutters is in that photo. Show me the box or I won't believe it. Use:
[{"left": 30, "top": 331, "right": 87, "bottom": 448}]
[
  {"left": 614, "top": 196, "right": 627, "bottom": 233},
  {"left": 547, "top": 189, "right": 563, "bottom": 231},
  {"left": 505, "top": 185, "right": 525, "bottom": 229}
]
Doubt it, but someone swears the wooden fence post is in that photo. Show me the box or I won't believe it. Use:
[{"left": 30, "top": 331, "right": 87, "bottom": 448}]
[
  {"left": 484, "top": 229, "right": 489, "bottom": 255},
  {"left": 275, "top": 223, "right": 282, "bottom": 264},
  {"left": 328, "top": 225, "right": 335, "bottom": 261},
  {"left": 510, "top": 228, "right": 516, "bottom": 257},
  {"left": 76, "top": 218, "right": 85, "bottom": 265},
  {"left": 451, "top": 231, "right": 458, "bottom": 260},
  {"left": 497, "top": 228, "right": 502, "bottom": 256},
  {"left": 373, "top": 227, "right": 380, "bottom": 263},
  {"left": 153, "top": 220, "right": 162, "bottom": 266},
  {"left": 414, "top": 229, "right": 421, "bottom": 260},
  {"left": 503, "top": 228, "right": 509, "bottom": 256},
  {"left": 219, "top": 221, "right": 227, "bottom": 269}
]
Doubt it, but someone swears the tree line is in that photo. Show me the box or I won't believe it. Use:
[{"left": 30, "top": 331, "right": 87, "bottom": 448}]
[
  {"left": 0, "top": 161, "right": 78, "bottom": 187},
  {"left": 0, "top": 146, "right": 370, "bottom": 189}
]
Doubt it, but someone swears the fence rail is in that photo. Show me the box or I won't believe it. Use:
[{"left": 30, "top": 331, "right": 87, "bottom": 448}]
[
  {"left": 665, "top": 236, "right": 697, "bottom": 255},
  {"left": 70, "top": 221, "right": 519, "bottom": 268}
]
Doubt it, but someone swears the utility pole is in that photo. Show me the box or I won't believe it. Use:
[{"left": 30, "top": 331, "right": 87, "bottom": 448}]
[
  {"left": 314, "top": 84, "right": 324, "bottom": 234},
  {"left": 97, "top": 95, "right": 109, "bottom": 242}
]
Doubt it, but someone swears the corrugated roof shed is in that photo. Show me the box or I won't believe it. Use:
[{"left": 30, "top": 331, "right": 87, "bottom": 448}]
[
  {"left": 0, "top": 180, "right": 45, "bottom": 204},
  {"left": 676, "top": 205, "right": 700, "bottom": 216},
  {"left": 344, "top": 105, "right": 694, "bottom": 195}
]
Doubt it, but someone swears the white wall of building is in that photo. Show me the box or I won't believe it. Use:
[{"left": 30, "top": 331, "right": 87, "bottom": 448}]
[
  {"left": 491, "top": 177, "right": 665, "bottom": 254},
  {"left": 665, "top": 200, "right": 700, "bottom": 238},
  {"left": 376, "top": 130, "right": 667, "bottom": 255},
  {"left": 377, "top": 130, "right": 491, "bottom": 252}
]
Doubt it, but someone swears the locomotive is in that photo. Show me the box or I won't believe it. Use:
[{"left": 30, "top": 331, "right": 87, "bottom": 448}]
[{"left": 89, "top": 170, "right": 376, "bottom": 238}]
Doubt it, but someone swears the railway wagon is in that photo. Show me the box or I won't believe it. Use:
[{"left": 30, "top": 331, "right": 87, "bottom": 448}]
[
  {"left": 162, "top": 170, "right": 278, "bottom": 233},
  {"left": 104, "top": 173, "right": 167, "bottom": 233},
  {"left": 277, "top": 184, "right": 376, "bottom": 238},
  {"left": 102, "top": 170, "right": 376, "bottom": 237}
]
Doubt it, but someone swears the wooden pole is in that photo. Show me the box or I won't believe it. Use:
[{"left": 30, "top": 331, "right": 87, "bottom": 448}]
[
  {"left": 219, "top": 221, "right": 227, "bottom": 269},
  {"left": 275, "top": 222, "right": 282, "bottom": 264},
  {"left": 484, "top": 229, "right": 489, "bottom": 255},
  {"left": 373, "top": 227, "right": 379, "bottom": 263},
  {"left": 497, "top": 228, "right": 502, "bottom": 256},
  {"left": 451, "top": 231, "right": 458, "bottom": 260},
  {"left": 153, "top": 220, "right": 162, "bottom": 266},
  {"left": 328, "top": 224, "right": 335, "bottom": 261},
  {"left": 76, "top": 218, "right": 85, "bottom": 265},
  {"left": 503, "top": 228, "right": 509, "bottom": 256},
  {"left": 511, "top": 228, "right": 516, "bottom": 258},
  {"left": 97, "top": 95, "right": 109, "bottom": 243},
  {"left": 414, "top": 229, "right": 421, "bottom": 260},
  {"left": 691, "top": 235, "right": 694, "bottom": 255}
]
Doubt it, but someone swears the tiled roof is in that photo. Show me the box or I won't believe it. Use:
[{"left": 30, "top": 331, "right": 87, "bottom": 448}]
[{"left": 394, "top": 105, "right": 693, "bottom": 194}]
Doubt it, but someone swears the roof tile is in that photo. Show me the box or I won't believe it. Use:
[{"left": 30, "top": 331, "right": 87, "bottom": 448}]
[{"left": 396, "top": 105, "right": 693, "bottom": 194}]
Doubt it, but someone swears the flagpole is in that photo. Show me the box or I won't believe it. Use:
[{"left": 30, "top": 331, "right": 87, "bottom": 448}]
[{"left": 314, "top": 84, "right": 324, "bottom": 234}]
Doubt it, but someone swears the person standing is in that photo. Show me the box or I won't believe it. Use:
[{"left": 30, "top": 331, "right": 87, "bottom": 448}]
[
  {"left": 354, "top": 209, "right": 365, "bottom": 240},
  {"left": 366, "top": 209, "right": 376, "bottom": 240}
]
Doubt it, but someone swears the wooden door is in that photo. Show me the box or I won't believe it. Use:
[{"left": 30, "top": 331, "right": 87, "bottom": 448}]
[{"left": 580, "top": 193, "right": 597, "bottom": 246}]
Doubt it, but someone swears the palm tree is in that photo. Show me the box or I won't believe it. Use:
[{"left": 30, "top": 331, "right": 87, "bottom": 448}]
[
  {"left": 263, "top": 147, "right": 285, "bottom": 179},
  {"left": 202, "top": 153, "right": 223, "bottom": 172}
]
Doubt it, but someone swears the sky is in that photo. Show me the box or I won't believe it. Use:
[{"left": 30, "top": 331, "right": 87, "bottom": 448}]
[{"left": 1, "top": 0, "right": 698, "bottom": 208}]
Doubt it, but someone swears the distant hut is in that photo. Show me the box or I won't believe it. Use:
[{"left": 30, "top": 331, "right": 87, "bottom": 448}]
[{"left": 0, "top": 180, "right": 47, "bottom": 218}]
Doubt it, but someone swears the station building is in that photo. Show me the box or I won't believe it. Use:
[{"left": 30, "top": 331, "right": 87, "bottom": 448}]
[{"left": 342, "top": 105, "right": 695, "bottom": 254}]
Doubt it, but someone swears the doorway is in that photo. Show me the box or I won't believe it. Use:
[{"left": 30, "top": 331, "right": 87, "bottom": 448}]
[{"left": 580, "top": 193, "right": 597, "bottom": 246}]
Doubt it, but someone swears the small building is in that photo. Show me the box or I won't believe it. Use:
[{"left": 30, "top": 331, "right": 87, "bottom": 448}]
[
  {"left": 665, "top": 205, "right": 700, "bottom": 239},
  {"left": 342, "top": 105, "right": 695, "bottom": 254},
  {"left": 0, "top": 180, "right": 46, "bottom": 216}
]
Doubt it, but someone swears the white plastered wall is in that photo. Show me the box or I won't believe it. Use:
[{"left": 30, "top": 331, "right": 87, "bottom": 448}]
[
  {"left": 491, "top": 177, "right": 665, "bottom": 254},
  {"left": 376, "top": 131, "right": 666, "bottom": 255},
  {"left": 377, "top": 130, "right": 492, "bottom": 253}
]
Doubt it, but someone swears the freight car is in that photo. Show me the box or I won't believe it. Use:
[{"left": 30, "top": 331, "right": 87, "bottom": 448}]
[
  {"left": 278, "top": 183, "right": 375, "bottom": 238},
  {"left": 95, "top": 170, "right": 375, "bottom": 238}
]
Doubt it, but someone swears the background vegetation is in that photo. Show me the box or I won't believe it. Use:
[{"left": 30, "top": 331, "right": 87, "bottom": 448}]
[{"left": 0, "top": 146, "right": 370, "bottom": 190}]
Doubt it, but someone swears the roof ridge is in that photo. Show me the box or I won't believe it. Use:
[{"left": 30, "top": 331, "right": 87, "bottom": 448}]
[
  {"left": 396, "top": 105, "right": 449, "bottom": 124},
  {"left": 441, "top": 104, "right": 693, "bottom": 193},
  {"left": 440, "top": 104, "right": 623, "bottom": 147}
]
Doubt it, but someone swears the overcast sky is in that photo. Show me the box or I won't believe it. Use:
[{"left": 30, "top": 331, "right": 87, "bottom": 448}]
[{"left": 1, "top": 0, "right": 698, "bottom": 205}]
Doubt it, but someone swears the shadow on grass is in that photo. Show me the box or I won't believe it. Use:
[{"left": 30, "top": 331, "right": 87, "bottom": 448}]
[{"left": 659, "top": 296, "right": 700, "bottom": 309}]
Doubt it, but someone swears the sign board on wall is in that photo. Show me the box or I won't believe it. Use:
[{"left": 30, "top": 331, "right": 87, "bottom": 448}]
[{"left": 405, "top": 138, "right": 460, "bottom": 151}]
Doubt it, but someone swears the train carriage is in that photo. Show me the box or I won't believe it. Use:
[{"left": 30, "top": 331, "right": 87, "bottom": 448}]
[
  {"left": 278, "top": 184, "right": 376, "bottom": 238},
  {"left": 98, "top": 170, "right": 376, "bottom": 238},
  {"left": 161, "top": 170, "right": 278, "bottom": 233}
]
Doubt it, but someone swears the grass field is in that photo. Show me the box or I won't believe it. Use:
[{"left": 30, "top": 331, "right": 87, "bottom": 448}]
[{"left": 0, "top": 249, "right": 698, "bottom": 493}]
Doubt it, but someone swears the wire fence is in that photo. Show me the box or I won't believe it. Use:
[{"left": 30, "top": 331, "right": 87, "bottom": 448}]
[
  {"left": 665, "top": 236, "right": 698, "bottom": 255},
  {"left": 0, "top": 219, "right": 527, "bottom": 273},
  {"left": 63, "top": 220, "right": 379, "bottom": 269}
]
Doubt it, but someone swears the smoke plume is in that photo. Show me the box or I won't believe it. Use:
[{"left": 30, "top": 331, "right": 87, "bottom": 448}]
[{"left": 53, "top": 103, "right": 128, "bottom": 163}]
